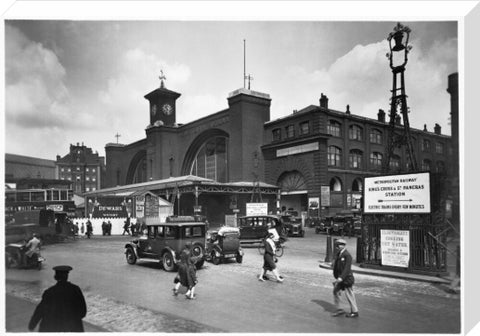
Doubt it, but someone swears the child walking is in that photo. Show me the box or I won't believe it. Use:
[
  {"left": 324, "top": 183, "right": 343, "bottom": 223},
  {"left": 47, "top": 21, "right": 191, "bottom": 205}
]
[{"left": 173, "top": 251, "right": 198, "bottom": 299}]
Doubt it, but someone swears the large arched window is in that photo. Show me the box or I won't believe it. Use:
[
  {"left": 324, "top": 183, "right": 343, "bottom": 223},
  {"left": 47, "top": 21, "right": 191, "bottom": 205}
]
[
  {"left": 132, "top": 157, "right": 147, "bottom": 183},
  {"left": 190, "top": 136, "right": 228, "bottom": 182},
  {"left": 330, "top": 177, "right": 342, "bottom": 191},
  {"left": 126, "top": 150, "right": 148, "bottom": 184}
]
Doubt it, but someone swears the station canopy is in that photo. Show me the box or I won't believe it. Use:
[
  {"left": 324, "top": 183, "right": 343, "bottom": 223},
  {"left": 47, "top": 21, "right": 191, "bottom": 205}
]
[{"left": 83, "top": 175, "right": 279, "bottom": 198}]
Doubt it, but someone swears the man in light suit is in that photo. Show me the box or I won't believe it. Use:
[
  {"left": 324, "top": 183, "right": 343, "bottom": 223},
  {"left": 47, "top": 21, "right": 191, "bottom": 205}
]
[{"left": 331, "top": 239, "right": 359, "bottom": 318}]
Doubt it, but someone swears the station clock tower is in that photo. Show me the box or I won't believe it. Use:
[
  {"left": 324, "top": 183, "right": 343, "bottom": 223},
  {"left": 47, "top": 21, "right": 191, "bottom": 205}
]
[{"left": 144, "top": 71, "right": 181, "bottom": 126}]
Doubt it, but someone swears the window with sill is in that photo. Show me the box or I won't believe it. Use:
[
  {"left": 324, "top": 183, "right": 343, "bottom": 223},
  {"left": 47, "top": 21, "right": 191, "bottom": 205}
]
[
  {"left": 369, "top": 129, "right": 382, "bottom": 144},
  {"left": 422, "top": 159, "right": 432, "bottom": 171},
  {"left": 422, "top": 139, "right": 431, "bottom": 152},
  {"left": 285, "top": 125, "right": 295, "bottom": 138},
  {"left": 349, "top": 149, "right": 363, "bottom": 169},
  {"left": 436, "top": 142, "right": 444, "bottom": 154},
  {"left": 370, "top": 152, "right": 383, "bottom": 169},
  {"left": 327, "top": 120, "right": 341, "bottom": 137},
  {"left": 349, "top": 125, "right": 363, "bottom": 141},
  {"left": 328, "top": 146, "right": 342, "bottom": 167},
  {"left": 272, "top": 128, "right": 281, "bottom": 141},
  {"left": 299, "top": 121, "right": 310, "bottom": 135}
]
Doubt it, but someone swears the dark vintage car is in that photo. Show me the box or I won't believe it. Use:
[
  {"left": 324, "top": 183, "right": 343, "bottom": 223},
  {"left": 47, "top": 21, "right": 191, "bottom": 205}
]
[
  {"left": 205, "top": 226, "right": 243, "bottom": 264},
  {"left": 124, "top": 216, "right": 206, "bottom": 272},
  {"left": 237, "top": 215, "right": 285, "bottom": 242},
  {"left": 280, "top": 215, "right": 305, "bottom": 237}
]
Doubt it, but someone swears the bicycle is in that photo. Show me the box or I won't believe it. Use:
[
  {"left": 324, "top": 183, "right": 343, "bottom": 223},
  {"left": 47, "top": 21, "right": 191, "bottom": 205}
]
[{"left": 257, "top": 237, "right": 285, "bottom": 257}]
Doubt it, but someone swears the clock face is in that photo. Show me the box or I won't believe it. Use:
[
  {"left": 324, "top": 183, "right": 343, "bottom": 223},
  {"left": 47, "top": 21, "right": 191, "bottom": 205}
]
[
  {"left": 162, "top": 103, "right": 173, "bottom": 115},
  {"left": 151, "top": 104, "right": 157, "bottom": 116}
]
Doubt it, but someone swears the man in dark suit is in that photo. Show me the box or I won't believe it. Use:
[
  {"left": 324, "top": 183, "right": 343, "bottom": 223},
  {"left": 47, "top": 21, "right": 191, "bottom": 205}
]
[
  {"left": 331, "top": 239, "right": 359, "bottom": 318},
  {"left": 28, "top": 265, "right": 87, "bottom": 332}
]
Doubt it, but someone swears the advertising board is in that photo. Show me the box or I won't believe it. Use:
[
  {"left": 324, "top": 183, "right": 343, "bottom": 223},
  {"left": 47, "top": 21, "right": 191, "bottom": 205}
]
[
  {"left": 364, "top": 172, "right": 430, "bottom": 213},
  {"left": 380, "top": 229, "right": 410, "bottom": 267},
  {"left": 246, "top": 202, "right": 268, "bottom": 216},
  {"left": 92, "top": 197, "right": 129, "bottom": 218}
]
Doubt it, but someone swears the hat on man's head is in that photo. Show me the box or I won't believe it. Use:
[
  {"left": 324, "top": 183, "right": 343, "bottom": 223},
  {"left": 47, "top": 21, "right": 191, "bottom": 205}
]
[
  {"left": 53, "top": 265, "right": 73, "bottom": 274},
  {"left": 335, "top": 238, "right": 347, "bottom": 246}
]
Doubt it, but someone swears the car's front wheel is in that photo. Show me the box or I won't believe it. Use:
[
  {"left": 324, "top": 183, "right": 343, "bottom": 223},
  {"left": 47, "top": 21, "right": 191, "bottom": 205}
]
[
  {"left": 126, "top": 248, "right": 137, "bottom": 265},
  {"left": 162, "top": 252, "right": 176, "bottom": 272},
  {"left": 236, "top": 254, "right": 243, "bottom": 263},
  {"left": 212, "top": 252, "right": 221, "bottom": 265}
]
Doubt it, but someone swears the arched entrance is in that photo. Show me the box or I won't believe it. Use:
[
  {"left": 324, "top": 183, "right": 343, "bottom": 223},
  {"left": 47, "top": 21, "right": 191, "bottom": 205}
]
[{"left": 277, "top": 171, "right": 308, "bottom": 214}]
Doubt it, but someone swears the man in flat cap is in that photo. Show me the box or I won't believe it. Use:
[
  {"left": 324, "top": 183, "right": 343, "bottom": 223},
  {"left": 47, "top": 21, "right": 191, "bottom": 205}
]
[
  {"left": 28, "top": 265, "right": 87, "bottom": 332},
  {"left": 331, "top": 239, "right": 359, "bottom": 318}
]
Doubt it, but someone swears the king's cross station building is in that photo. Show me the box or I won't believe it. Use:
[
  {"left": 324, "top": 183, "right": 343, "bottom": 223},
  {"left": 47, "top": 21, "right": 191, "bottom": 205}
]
[{"left": 83, "top": 73, "right": 458, "bottom": 227}]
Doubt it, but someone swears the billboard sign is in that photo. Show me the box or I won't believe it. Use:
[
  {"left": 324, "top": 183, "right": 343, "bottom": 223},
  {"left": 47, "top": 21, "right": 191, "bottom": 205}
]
[
  {"left": 364, "top": 172, "right": 430, "bottom": 213},
  {"left": 246, "top": 203, "right": 268, "bottom": 216},
  {"left": 381, "top": 229, "right": 410, "bottom": 268},
  {"left": 92, "top": 197, "right": 129, "bottom": 218}
]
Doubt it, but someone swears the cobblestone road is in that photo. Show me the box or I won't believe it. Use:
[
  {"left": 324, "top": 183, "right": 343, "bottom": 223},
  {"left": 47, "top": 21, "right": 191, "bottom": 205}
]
[{"left": 6, "top": 280, "right": 223, "bottom": 332}]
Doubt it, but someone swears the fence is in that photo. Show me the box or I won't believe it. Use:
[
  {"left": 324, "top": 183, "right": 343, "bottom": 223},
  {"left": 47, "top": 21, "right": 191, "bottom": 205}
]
[
  {"left": 358, "top": 213, "right": 448, "bottom": 274},
  {"left": 71, "top": 217, "right": 136, "bottom": 236}
]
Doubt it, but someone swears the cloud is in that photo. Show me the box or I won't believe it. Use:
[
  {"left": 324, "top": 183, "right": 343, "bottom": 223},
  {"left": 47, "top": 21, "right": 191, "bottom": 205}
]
[
  {"left": 274, "top": 37, "right": 456, "bottom": 134},
  {"left": 5, "top": 25, "right": 70, "bottom": 130},
  {"left": 94, "top": 48, "right": 192, "bottom": 145},
  {"left": 179, "top": 94, "right": 227, "bottom": 124}
]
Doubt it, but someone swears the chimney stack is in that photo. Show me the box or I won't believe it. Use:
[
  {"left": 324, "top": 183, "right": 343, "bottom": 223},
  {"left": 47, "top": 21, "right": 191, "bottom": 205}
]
[
  {"left": 320, "top": 93, "right": 329, "bottom": 109},
  {"left": 423, "top": 124, "right": 428, "bottom": 132},
  {"left": 346, "top": 105, "right": 351, "bottom": 114},
  {"left": 434, "top": 123, "right": 441, "bottom": 135},
  {"left": 378, "top": 109, "right": 385, "bottom": 122}
]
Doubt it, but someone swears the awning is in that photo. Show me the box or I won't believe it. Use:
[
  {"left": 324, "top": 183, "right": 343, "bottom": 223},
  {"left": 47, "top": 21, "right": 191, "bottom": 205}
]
[{"left": 83, "top": 175, "right": 279, "bottom": 198}]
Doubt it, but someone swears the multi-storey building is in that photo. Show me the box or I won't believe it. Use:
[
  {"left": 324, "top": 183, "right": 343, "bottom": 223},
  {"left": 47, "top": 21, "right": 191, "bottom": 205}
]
[
  {"left": 55, "top": 143, "right": 106, "bottom": 194},
  {"left": 84, "top": 73, "right": 457, "bottom": 225},
  {"left": 5, "top": 153, "right": 56, "bottom": 182}
]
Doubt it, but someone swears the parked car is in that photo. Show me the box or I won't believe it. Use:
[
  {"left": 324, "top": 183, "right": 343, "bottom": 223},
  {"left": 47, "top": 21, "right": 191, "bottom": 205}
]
[
  {"left": 237, "top": 215, "right": 285, "bottom": 242},
  {"left": 353, "top": 219, "right": 362, "bottom": 236},
  {"left": 280, "top": 215, "right": 304, "bottom": 237},
  {"left": 124, "top": 216, "right": 206, "bottom": 272},
  {"left": 205, "top": 226, "right": 243, "bottom": 264},
  {"left": 315, "top": 216, "right": 333, "bottom": 234}
]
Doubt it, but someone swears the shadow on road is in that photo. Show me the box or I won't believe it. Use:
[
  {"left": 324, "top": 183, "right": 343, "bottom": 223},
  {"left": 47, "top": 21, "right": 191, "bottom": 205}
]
[{"left": 311, "top": 299, "right": 336, "bottom": 313}]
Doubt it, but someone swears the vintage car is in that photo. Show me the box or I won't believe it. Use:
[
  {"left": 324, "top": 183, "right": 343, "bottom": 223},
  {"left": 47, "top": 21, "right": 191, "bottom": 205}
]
[
  {"left": 353, "top": 219, "right": 362, "bottom": 236},
  {"left": 315, "top": 217, "right": 332, "bottom": 234},
  {"left": 237, "top": 215, "right": 285, "bottom": 242},
  {"left": 124, "top": 216, "right": 206, "bottom": 272},
  {"left": 205, "top": 226, "right": 243, "bottom": 264},
  {"left": 280, "top": 215, "right": 305, "bottom": 237}
]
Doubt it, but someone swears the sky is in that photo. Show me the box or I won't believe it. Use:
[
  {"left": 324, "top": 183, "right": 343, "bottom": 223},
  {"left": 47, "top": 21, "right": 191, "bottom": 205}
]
[{"left": 4, "top": 11, "right": 459, "bottom": 161}]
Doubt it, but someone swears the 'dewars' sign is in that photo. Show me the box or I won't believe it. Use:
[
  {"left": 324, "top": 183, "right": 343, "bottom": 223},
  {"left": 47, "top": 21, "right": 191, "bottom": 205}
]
[
  {"left": 364, "top": 172, "right": 430, "bottom": 214},
  {"left": 92, "top": 197, "right": 128, "bottom": 218}
]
